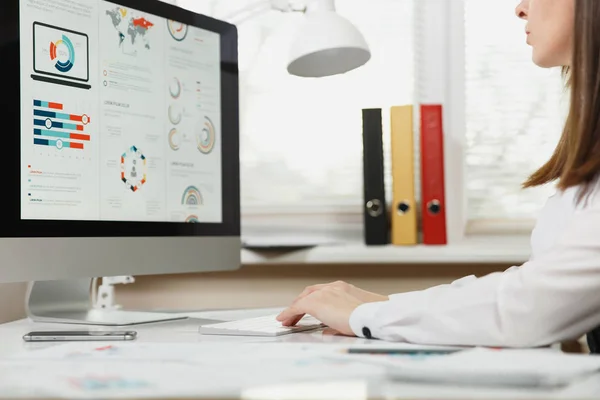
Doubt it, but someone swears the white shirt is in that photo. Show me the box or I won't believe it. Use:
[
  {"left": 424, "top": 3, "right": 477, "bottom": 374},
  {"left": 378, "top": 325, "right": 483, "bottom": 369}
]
[{"left": 349, "top": 181, "right": 600, "bottom": 347}]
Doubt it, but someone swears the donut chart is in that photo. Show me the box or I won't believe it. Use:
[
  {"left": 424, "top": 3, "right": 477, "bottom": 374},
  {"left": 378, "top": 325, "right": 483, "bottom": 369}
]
[
  {"left": 181, "top": 185, "right": 202, "bottom": 205},
  {"left": 169, "top": 77, "right": 181, "bottom": 99},
  {"left": 196, "top": 116, "right": 216, "bottom": 154},
  {"left": 168, "top": 128, "right": 180, "bottom": 150},
  {"left": 120, "top": 145, "right": 147, "bottom": 192},
  {"left": 50, "top": 34, "right": 75, "bottom": 73},
  {"left": 167, "top": 20, "right": 188, "bottom": 42},
  {"left": 168, "top": 104, "right": 182, "bottom": 125}
]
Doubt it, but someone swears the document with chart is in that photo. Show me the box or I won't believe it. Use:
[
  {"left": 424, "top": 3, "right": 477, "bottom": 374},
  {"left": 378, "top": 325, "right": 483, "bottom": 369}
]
[{"left": 20, "top": 0, "right": 223, "bottom": 223}]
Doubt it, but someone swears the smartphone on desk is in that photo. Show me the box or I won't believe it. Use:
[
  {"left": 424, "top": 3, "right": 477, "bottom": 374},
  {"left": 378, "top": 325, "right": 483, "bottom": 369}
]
[{"left": 23, "top": 330, "right": 137, "bottom": 342}]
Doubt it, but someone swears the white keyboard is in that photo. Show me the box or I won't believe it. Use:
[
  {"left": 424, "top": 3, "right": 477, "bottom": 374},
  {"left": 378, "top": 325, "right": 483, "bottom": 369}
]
[{"left": 198, "top": 314, "right": 325, "bottom": 337}]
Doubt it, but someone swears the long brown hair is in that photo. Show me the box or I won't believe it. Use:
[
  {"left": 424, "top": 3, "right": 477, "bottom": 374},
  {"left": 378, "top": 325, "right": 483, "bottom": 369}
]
[{"left": 523, "top": 0, "right": 600, "bottom": 203}]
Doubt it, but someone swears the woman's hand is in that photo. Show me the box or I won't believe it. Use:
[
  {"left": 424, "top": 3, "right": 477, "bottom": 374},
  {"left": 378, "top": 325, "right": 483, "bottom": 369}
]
[
  {"left": 276, "top": 281, "right": 389, "bottom": 335},
  {"left": 294, "top": 281, "right": 388, "bottom": 304},
  {"left": 276, "top": 285, "right": 365, "bottom": 336}
]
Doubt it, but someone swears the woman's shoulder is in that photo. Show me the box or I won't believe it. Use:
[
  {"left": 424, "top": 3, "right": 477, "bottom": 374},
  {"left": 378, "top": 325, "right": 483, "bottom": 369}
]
[{"left": 574, "top": 175, "right": 600, "bottom": 211}]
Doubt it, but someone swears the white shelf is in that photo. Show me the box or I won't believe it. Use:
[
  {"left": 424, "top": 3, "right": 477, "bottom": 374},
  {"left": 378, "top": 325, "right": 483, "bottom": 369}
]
[{"left": 241, "top": 235, "right": 531, "bottom": 265}]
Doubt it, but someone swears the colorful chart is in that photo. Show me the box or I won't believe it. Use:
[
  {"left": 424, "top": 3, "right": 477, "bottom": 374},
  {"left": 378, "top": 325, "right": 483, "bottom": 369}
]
[
  {"left": 133, "top": 17, "right": 153, "bottom": 29},
  {"left": 196, "top": 116, "right": 216, "bottom": 154},
  {"left": 168, "top": 104, "right": 182, "bottom": 125},
  {"left": 68, "top": 376, "right": 149, "bottom": 391},
  {"left": 65, "top": 344, "right": 121, "bottom": 358},
  {"left": 34, "top": 118, "right": 84, "bottom": 131},
  {"left": 181, "top": 185, "right": 202, "bottom": 205},
  {"left": 167, "top": 20, "right": 188, "bottom": 41},
  {"left": 185, "top": 215, "right": 199, "bottom": 223},
  {"left": 120, "top": 145, "right": 147, "bottom": 192},
  {"left": 32, "top": 99, "right": 90, "bottom": 150},
  {"left": 33, "top": 138, "right": 83, "bottom": 150},
  {"left": 169, "top": 77, "right": 181, "bottom": 99},
  {"left": 50, "top": 34, "right": 75, "bottom": 73},
  {"left": 106, "top": 7, "right": 154, "bottom": 52},
  {"left": 168, "top": 128, "right": 180, "bottom": 151}
]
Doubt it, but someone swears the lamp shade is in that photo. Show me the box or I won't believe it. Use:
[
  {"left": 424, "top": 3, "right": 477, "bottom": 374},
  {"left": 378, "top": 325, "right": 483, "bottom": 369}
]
[{"left": 287, "top": 10, "right": 371, "bottom": 78}]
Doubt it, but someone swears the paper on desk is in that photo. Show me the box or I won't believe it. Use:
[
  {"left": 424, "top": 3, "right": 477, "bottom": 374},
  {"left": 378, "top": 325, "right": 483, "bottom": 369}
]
[
  {"left": 337, "top": 347, "right": 600, "bottom": 388},
  {"left": 12, "top": 340, "right": 464, "bottom": 362},
  {"left": 12, "top": 341, "right": 342, "bottom": 363},
  {"left": 2, "top": 342, "right": 387, "bottom": 399},
  {"left": 0, "top": 360, "right": 209, "bottom": 399}
]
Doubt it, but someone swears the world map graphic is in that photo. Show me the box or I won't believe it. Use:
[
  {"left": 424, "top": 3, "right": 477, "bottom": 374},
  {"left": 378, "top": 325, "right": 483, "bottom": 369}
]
[{"left": 105, "top": 7, "right": 154, "bottom": 52}]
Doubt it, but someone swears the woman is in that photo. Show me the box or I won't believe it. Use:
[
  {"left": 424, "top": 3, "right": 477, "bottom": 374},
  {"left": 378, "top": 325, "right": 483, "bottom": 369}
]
[{"left": 277, "top": 0, "right": 600, "bottom": 352}]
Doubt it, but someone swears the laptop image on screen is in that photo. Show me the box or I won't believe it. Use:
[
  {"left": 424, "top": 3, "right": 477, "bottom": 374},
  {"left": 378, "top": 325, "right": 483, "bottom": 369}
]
[{"left": 31, "top": 21, "right": 92, "bottom": 90}]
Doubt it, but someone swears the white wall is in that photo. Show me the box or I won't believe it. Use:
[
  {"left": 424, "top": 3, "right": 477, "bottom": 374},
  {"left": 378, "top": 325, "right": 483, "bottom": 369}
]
[{"left": 116, "top": 263, "right": 506, "bottom": 310}]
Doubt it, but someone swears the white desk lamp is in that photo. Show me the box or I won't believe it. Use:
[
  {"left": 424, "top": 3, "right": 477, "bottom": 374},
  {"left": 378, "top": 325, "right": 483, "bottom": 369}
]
[
  {"left": 181, "top": 0, "right": 371, "bottom": 77},
  {"left": 285, "top": 0, "right": 371, "bottom": 77}
]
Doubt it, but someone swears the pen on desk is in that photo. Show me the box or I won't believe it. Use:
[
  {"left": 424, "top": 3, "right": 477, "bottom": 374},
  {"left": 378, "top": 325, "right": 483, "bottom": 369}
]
[{"left": 345, "top": 348, "right": 462, "bottom": 355}]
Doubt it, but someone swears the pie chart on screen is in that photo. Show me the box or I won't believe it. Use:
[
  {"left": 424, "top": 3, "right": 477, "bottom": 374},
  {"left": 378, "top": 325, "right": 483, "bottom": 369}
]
[
  {"left": 168, "top": 128, "right": 180, "bottom": 150},
  {"left": 169, "top": 77, "right": 181, "bottom": 99},
  {"left": 167, "top": 20, "right": 188, "bottom": 41},
  {"left": 50, "top": 35, "right": 75, "bottom": 73},
  {"left": 168, "top": 104, "right": 183, "bottom": 125},
  {"left": 195, "top": 116, "right": 215, "bottom": 154}
]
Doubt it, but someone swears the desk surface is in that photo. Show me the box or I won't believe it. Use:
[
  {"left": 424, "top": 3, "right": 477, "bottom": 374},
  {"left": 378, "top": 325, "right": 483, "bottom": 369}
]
[
  {"left": 1, "top": 307, "right": 600, "bottom": 399},
  {"left": 0, "top": 307, "right": 374, "bottom": 358}
]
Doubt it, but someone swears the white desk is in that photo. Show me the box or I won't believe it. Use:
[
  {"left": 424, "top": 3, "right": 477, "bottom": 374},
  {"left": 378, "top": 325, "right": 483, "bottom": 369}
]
[{"left": 1, "top": 307, "right": 600, "bottom": 399}]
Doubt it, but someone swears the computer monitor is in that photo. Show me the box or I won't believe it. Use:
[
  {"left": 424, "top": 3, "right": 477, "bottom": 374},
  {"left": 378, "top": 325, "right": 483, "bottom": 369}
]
[{"left": 0, "top": 0, "right": 241, "bottom": 325}]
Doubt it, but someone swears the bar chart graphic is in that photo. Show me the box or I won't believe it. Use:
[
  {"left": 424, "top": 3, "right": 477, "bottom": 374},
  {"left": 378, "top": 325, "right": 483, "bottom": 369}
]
[{"left": 32, "top": 99, "right": 91, "bottom": 150}]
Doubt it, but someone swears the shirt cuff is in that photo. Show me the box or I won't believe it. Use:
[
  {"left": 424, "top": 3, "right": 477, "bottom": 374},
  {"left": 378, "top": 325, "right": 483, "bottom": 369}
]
[
  {"left": 349, "top": 290, "right": 429, "bottom": 339},
  {"left": 349, "top": 301, "right": 386, "bottom": 338}
]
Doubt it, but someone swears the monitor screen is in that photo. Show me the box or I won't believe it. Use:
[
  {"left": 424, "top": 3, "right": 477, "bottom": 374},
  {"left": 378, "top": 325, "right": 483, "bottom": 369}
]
[{"left": 20, "top": 0, "right": 223, "bottom": 224}]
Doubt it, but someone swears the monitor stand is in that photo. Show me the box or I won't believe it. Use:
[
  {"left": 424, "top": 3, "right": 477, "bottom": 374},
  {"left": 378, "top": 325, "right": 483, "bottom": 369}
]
[{"left": 25, "top": 279, "right": 187, "bottom": 326}]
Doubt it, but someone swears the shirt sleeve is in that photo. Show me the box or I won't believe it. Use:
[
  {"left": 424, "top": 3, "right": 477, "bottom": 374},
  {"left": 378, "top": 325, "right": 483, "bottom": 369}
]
[{"left": 349, "top": 206, "right": 600, "bottom": 348}]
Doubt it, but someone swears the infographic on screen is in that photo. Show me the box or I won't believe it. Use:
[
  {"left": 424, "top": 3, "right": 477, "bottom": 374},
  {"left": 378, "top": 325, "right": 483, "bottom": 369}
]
[
  {"left": 33, "top": 100, "right": 91, "bottom": 151},
  {"left": 20, "top": 0, "right": 222, "bottom": 223},
  {"left": 24, "top": 96, "right": 99, "bottom": 221},
  {"left": 167, "top": 19, "right": 188, "bottom": 41},
  {"left": 32, "top": 22, "right": 91, "bottom": 89},
  {"left": 105, "top": 5, "right": 154, "bottom": 56}
]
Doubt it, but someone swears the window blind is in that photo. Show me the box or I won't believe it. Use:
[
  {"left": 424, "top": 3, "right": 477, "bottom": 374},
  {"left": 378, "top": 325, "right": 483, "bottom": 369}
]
[{"left": 464, "top": 0, "right": 568, "bottom": 230}]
